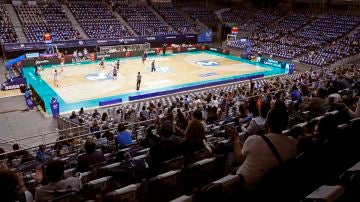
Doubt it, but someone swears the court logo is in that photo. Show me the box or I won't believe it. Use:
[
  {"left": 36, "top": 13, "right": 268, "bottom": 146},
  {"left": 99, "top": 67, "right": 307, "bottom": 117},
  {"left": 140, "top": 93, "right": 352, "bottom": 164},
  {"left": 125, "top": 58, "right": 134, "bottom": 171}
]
[
  {"left": 147, "top": 66, "right": 172, "bottom": 73},
  {"left": 199, "top": 72, "right": 218, "bottom": 77},
  {"left": 85, "top": 72, "right": 112, "bottom": 81},
  {"left": 195, "top": 60, "right": 219, "bottom": 66}
]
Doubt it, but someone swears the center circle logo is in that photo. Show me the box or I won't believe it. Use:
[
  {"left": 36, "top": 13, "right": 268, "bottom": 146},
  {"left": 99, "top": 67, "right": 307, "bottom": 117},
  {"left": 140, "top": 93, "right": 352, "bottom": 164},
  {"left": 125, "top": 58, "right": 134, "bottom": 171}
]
[
  {"left": 147, "top": 66, "right": 172, "bottom": 73},
  {"left": 195, "top": 60, "right": 219, "bottom": 66},
  {"left": 85, "top": 72, "right": 112, "bottom": 81}
]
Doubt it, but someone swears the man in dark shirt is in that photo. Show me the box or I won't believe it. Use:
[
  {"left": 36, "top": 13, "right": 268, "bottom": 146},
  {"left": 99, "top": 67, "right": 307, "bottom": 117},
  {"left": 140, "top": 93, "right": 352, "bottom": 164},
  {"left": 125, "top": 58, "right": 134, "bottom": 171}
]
[
  {"left": 77, "top": 140, "right": 105, "bottom": 172},
  {"left": 147, "top": 120, "right": 182, "bottom": 175}
]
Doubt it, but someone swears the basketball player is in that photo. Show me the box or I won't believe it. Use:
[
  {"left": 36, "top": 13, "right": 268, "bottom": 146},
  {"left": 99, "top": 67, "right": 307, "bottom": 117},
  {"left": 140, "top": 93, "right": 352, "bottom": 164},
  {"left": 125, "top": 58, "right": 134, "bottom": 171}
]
[
  {"left": 113, "top": 66, "right": 118, "bottom": 80},
  {"left": 162, "top": 44, "right": 166, "bottom": 55},
  {"left": 35, "top": 65, "right": 40, "bottom": 76},
  {"left": 53, "top": 69, "right": 60, "bottom": 87},
  {"left": 151, "top": 60, "right": 156, "bottom": 72},
  {"left": 99, "top": 57, "right": 105, "bottom": 68},
  {"left": 136, "top": 72, "right": 142, "bottom": 90},
  {"left": 142, "top": 51, "right": 146, "bottom": 65},
  {"left": 116, "top": 59, "right": 120, "bottom": 70},
  {"left": 60, "top": 57, "right": 65, "bottom": 73}
]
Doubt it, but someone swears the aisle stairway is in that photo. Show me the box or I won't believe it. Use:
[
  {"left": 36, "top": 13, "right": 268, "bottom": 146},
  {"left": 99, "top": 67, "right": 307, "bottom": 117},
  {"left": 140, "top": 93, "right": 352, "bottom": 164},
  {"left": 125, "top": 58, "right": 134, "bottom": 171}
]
[
  {"left": 61, "top": 4, "right": 88, "bottom": 39},
  {"left": 4, "top": 4, "right": 27, "bottom": 43}
]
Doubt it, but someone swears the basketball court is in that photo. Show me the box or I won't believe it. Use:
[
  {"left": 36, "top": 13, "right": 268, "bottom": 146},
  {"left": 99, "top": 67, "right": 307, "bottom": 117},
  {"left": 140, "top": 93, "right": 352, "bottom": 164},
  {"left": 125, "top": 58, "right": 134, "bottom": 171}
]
[{"left": 23, "top": 50, "right": 286, "bottom": 114}]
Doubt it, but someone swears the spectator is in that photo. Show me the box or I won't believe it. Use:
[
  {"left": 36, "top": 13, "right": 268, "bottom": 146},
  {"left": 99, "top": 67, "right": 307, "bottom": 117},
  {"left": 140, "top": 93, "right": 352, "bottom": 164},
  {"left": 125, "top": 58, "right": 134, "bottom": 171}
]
[
  {"left": 35, "top": 160, "right": 82, "bottom": 202},
  {"left": 115, "top": 123, "right": 133, "bottom": 149},
  {"left": 0, "top": 169, "right": 33, "bottom": 202},
  {"left": 94, "top": 132, "right": 108, "bottom": 147},
  {"left": 240, "top": 101, "right": 271, "bottom": 143},
  {"left": 101, "top": 126, "right": 115, "bottom": 142},
  {"left": 101, "top": 112, "right": 108, "bottom": 122},
  {"left": 78, "top": 107, "right": 84, "bottom": 116},
  {"left": 343, "top": 97, "right": 360, "bottom": 118},
  {"left": 77, "top": 140, "right": 105, "bottom": 172},
  {"left": 36, "top": 144, "right": 51, "bottom": 162},
  {"left": 147, "top": 120, "right": 182, "bottom": 169},
  {"left": 141, "top": 125, "right": 161, "bottom": 148},
  {"left": 113, "top": 109, "right": 122, "bottom": 124},
  {"left": 182, "top": 110, "right": 206, "bottom": 156},
  {"left": 290, "top": 85, "right": 301, "bottom": 102},
  {"left": 90, "top": 120, "right": 100, "bottom": 135},
  {"left": 231, "top": 103, "right": 296, "bottom": 189},
  {"left": 69, "top": 111, "right": 77, "bottom": 120},
  {"left": 92, "top": 109, "right": 100, "bottom": 118}
]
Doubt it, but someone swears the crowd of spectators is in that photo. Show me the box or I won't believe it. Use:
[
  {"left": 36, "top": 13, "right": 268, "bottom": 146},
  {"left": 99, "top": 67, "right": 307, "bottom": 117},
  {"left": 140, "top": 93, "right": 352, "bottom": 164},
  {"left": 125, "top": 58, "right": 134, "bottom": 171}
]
[
  {"left": 15, "top": 3, "right": 79, "bottom": 42},
  {"left": 0, "top": 5, "right": 18, "bottom": 43},
  {"left": 0, "top": 62, "right": 359, "bottom": 201}
]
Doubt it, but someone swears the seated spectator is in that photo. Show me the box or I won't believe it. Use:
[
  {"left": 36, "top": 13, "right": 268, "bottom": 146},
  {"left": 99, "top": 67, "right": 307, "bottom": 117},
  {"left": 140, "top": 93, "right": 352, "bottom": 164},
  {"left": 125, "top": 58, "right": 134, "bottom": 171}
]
[
  {"left": 113, "top": 109, "right": 121, "bottom": 124},
  {"left": 92, "top": 109, "right": 100, "bottom": 118},
  {"left": 69, "top": 111, "right": 77, "bottom": 120},
  {"left": 343, "top": 97, "right": 360, "bottom": 118},
  {"left": 140, "top": 125, "right": 160, "bottom": 148},
  {"left": 302, "top": 88, "right": 329, "bottom": 117},
  {"left": 0, "top": 168, "right": 33, "bottom": 202},
  {"left": 297, "top": 114, "right": 339, "bottom": 153},
  {"left": 94, "top": 132, "right": 108, "bottom": 147},
  {"left": 101, "top": 112, "right": 108, "bottom": 122},
  {"left": 36, "top": 144, "right": 51, "bottom": 162},
  {"left": 7, "top": 144, "right": 33, "bottom": 165},
  {"left": 182, "top": 110, "right": 206, "bottom": 157},
  {"left": 147, "top": 120, "right": 182, "bottom": 174},
  {"left": 77, "top": 140, "right": 105, "bottom": 172},
  {"left": 240, "top": 101, "right": 271, "bottom": 143},
  {"left": 115, "top": 124, "right": 133, "bottom": 149},
  {"left": 290, "top": 85, "right": 301, "bottom": 102},
  {"left": 230, "top": 102, "right": 297, "bottom": 189},
  {"left": 101, "top": 126, "right": 115, "bottom": 142},
  {"left": 35, "top": 160, "right": 82, "bottom": 202},
  {"left": 78, "top": 107, "right": 84, "bottom": 116},
  {"left": 90, "top": 120, "right": 100, "bottom": 135}
]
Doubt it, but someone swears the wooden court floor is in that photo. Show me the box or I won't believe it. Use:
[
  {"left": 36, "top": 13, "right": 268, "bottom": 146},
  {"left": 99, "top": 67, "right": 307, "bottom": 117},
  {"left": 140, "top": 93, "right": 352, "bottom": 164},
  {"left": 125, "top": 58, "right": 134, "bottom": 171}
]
[{"left": 39, "top": 52, "right": 270, "bottom": 102}]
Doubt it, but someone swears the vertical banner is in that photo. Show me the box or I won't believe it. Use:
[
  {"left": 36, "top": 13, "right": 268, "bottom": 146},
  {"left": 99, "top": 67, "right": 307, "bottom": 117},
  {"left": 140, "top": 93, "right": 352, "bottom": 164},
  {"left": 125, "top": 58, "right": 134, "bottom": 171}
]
[
  {"left": 50, "top": 97, "right": 60, "bottom": 117},
  {"left": 197, "top": 29, "right": 213, "bottom": 43}
]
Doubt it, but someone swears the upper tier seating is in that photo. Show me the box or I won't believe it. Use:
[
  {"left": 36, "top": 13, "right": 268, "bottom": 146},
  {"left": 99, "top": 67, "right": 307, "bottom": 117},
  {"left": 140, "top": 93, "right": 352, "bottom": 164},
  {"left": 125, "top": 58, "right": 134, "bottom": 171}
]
[
  {"left": 0, "top": 5, "right": 19, "bottom": 43},
  {"left": 15, "top": 3, "right": 79, "bottom": 42},
  {"left": 68, "top": 1, "right": 132, "bottom": 38},
  {"left": 116, "top": 3, "right": 176, "bottom": 36},
  {"left": 182, "top": 6, "right": 217, "bottom": 24},
  {"left": 153, "top": 4, "right": 201, "bottom": 34}
]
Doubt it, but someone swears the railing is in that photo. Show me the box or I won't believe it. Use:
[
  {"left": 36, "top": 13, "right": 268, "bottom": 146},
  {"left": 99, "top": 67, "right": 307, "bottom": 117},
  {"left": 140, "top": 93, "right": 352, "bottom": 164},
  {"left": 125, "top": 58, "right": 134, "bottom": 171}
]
[
  {"left": 0, "top": 117, "right": 159, "bottom": 159},
  {"left": 0, "top": 72, "right": 280, "bottom": 150},
  {"left": 329, "top": 52, "right": 360, "bottom": 69},
  {"left": 1, "top": 63, "right": 357, "bottom": 151}
]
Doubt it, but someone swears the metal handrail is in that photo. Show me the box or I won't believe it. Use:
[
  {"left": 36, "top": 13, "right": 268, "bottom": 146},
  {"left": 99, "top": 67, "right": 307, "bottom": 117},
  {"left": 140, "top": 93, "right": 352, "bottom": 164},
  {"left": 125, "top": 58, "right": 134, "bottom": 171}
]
[{"left": 1, "top": 64, "right": 356, "bottom": 150}]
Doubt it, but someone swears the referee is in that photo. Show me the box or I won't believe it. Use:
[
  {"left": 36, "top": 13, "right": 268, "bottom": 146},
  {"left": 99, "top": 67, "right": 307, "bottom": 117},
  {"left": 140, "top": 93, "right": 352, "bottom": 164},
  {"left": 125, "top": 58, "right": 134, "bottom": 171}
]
[
  {"left": 151, "top": 60, "right": 156, "bottom": 72},
  {"left": 136, "top": 72, "right": 142, "bottom": 90}
]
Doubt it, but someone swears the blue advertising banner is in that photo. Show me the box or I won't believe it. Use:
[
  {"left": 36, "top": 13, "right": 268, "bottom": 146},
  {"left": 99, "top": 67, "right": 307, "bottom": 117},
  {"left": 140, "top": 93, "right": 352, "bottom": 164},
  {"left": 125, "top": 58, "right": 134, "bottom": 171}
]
[
  {"left": 197, "top": 29, "right": 213, "bottom": 43},
  {"left": 3, "top": 34, "right": 198, "bottom": 53},
  {"left": 50, "top": 97, "right": 60, "bottom": 118}
]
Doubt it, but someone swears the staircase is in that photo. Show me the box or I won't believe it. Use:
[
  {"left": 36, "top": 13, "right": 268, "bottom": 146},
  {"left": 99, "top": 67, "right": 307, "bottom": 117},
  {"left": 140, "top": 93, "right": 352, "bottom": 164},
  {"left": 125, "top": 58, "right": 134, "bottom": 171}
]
[
  {"left": 4, "top": 4, "right": 27, "bottom": 43},
  {"left": 177, "top": 8, "right": 205, "bottom": 33},
  {"left": 112, "top": 9, "right": 138, "bottom": 37},
  {"left": 146, "top": 5, "right": 174, "bottom": 32},
  {"left": 346, "top": 24, "right": 360, "bottom": 37},
  {"left": 61, "top": 4, "right": 88, "bottom": 39}
]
